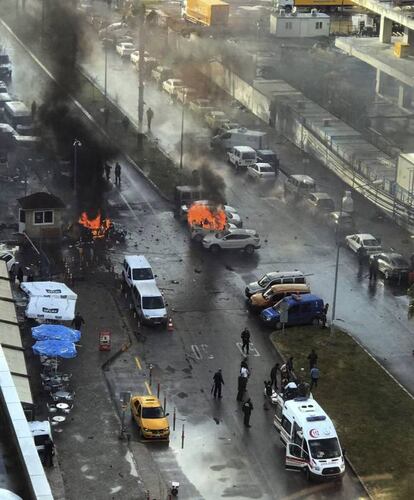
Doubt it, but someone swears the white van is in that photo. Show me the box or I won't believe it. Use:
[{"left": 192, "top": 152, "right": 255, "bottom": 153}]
[
  {"left": 211, "top": 127, "right": 266, "bottom": 150},
  {"left": 227, "top": 146, "right": 257, "bottom": 169},
  {"left": 131, "top": 282, "right": 168, "bottom": 326},
  {"left": 122, "top": 255, "right": 155, "bottom": 289},
  {"left": 273, "top": 395, "right": 345, "bottom": 480}
]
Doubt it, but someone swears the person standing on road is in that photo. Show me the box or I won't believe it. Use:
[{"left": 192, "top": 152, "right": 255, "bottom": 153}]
[
  {"left": 241, "top": 327, "right": 250, "bottom": 355},
  {"left": 115, "top": 162, "right": 121, "bottom": 186},
  {"left": 31, "top": 100, "right": 37, "bottom": 120},
  {"left": 242, "top": 398, "right": 253, "bottom": 427},
  {"left": 357, "top": 246, "right": 365, "bottom": 266},
  {"left": 237, "top": 362, "right": 250, "bottom": 401},
  {"left": 43, "top": 437, "right": 54, "bottom": 467},
  {"left": 71, "top": 312, "right": 85, "bottom": 331},
  {"left": 286, "top": 357, "right": 294, "bottom": 378},
  {"left": 307, "top": 349, "right": 318, "bottom": 369},
  {"left": 104, "top": 162, "right": 111, "bottom": 182},
  {"left": 16, "top": 266, "right": 24, "bottom": 284},
  {"left": 270, "top": 362, "right": 279, "bottom": 391},
  {"left": 369, "top": 256, "right": 378, "bottom": 281},
  {"left": 321, "top": 303, "right": 329, "bottom": 328},
  {"left": 310, "top": 366, "right": 320, "bottom": 390},
  {"left": 146, "top": 107, "right": 154, "bottom": 130},
  {"left": 212, "top": 369, "right": 224, "bottom": 399}
]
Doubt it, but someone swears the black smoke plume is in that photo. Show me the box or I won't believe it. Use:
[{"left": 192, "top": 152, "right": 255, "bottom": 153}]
[
  {"left": 199, "top": 162, "right": 226, "bottom": 204},
  {"left": 38, "top": 0, "right": 115, "bottom": 214}
]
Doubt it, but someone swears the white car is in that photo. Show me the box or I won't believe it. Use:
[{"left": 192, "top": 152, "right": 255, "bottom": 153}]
[
  {"left": 202, "top": 228, "right": 260, "bottom": 254},
  {"left": 130, "top": 50, "right": 150, "bottom": 65},
  {"left": 189, "top": 98, "right": 215, "bottom": 115},
  {"left": 345, "top": 233, "right": 382, "bottom": 256},
  {"left": 247, "top": 162, "right": 276, "bottom": 181},
  {"left": 0, "top": 252, "right": 16, "bottom": 272},
  {"left": 191, "top": 222, "right": 237, "bottom": 242},
  {"left": 116, "top": 42, "right": 136, "bottom": 57},
  {"left": 162, "top": 79, "right": 185, "bottom": 96},
  {"left": 176, "top": 87, "right": 198, "bottom": 105}
]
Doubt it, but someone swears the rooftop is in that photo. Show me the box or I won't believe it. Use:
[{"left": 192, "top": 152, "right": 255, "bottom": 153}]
[
  {"left": 17, "top": 192, "right": 65, "bottom": 210},
  {"left": 352, "top": 0, "right": 414, "bottom": 30}
]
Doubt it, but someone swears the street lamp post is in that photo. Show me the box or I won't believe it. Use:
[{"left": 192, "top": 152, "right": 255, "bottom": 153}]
[
  {"left": 179, "top": 92, "right": 187, "bottom": 170},
  {"left": 73, "top": 139, "right": 82, "bottom": 193},
  {"left": 330, "top": 194, "right": 344, "bottom": 334}
]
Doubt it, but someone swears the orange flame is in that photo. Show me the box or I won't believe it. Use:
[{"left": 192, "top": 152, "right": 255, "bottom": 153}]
[
  {"left": 78, "top": 211, "right": 111, "bottom": 239},
  {"left": 187, "top": 203, "right": 227, "bottom": 231}
]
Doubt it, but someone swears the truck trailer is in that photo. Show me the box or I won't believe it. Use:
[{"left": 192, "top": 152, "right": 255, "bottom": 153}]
[{"left": 182, "top": 0, "right": 230, "bottom": 27}]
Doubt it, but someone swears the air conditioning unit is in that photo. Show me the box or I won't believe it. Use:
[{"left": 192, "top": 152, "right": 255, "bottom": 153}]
[{"left": 311, "top": 8, "right": 318, "bottom": 16}]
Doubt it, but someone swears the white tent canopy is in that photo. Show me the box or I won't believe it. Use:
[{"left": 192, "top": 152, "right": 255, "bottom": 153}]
[
  {"left": 21, "top": 281, "right": 77, "bottom": 300},
  {"left": 25, "top": 297, "right": 76, "bottom": 321}
]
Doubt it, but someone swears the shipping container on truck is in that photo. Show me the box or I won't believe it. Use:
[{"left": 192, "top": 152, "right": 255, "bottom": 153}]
[{"left": 182, "top": 0, "right": 230, "bottom": 27}]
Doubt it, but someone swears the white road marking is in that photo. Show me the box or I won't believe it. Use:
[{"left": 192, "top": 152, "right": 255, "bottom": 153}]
[
  {"left": 124, "top": 450, "right": 139, "bottom": 478},
  {"left": 200, "top": 344, "right": 214, "bottom": 359},
  {"left": 236, "top": 342, "right": 260, "bottom": 357},
  {"left": 191, "top": 344, "right": 202, "bottom": 360}
]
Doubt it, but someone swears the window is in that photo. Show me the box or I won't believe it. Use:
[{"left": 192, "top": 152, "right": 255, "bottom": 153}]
[
  {"left": 33, "top": 210, "right": 53, "bottom": 225},
  {"left": 285, "top": 22, "right": 292, "bottom": 30},
  {"left": 281, "top": 416, "right": 292, "bottom": 435},
  {"left": 315, "top": 22, "right": 323, "bottom": 30},
  {"left": 132, "top": 268, "right": 154, "bottom": 281}
]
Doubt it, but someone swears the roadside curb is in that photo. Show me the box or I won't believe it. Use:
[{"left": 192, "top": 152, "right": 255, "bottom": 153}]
[
  {"left": 268, "top": 332, "right": 374, "bottom": 500},
  {"left": 76, "top": 66, "right": 173, "bottom": 204}
]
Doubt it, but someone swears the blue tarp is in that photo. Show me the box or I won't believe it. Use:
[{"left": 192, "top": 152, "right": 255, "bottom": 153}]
[
  {"left": 31, "top": 324, "right": 81, "bottom": 342},
  {"left": 32, "top": 340, "right": 77, "bottom": 359}
]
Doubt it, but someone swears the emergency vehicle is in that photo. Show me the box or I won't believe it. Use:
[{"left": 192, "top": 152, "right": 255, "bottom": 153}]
[{"left": 273, "top": 395, "right": 345, "bottom": 480}]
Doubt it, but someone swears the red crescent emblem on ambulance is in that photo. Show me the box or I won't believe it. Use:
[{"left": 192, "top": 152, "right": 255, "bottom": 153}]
[{"left": 310, "top": 428, "right": 319, "bottom": 438}]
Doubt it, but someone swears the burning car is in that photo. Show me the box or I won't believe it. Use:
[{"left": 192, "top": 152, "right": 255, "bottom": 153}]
[
  {"left": 187, "top": 202, "right": 233, "bottom": 242},
  {"left": 181, "top": 200, "right": 241, "bottom": 226},
  {"left": 76, "top": 211, "right": 126, "bottom": 243}
]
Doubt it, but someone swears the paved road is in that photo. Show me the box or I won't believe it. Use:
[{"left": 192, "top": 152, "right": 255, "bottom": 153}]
[{"left": 0, "top": 2, "right": 410, "bottom": 498}]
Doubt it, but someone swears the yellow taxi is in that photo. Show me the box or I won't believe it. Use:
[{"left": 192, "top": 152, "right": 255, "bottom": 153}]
[{"left": 130, "top": 395, "right": 170, "bottom": 441}]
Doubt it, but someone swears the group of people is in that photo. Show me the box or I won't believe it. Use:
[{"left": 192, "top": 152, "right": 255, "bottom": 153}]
[
  {"left": 211, "top": 327, "right": 254, "bottom": 427},
  {"left": 104, "top": 162, "right": 122, "bottom": 185}
]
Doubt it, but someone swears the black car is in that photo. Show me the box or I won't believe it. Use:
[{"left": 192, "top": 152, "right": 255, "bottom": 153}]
[
  {"left": 256, "top": 149, "right": 279, "bottom": 172},
  {"left": 369, "top": 252, "right": 410, "bottom": 280}
]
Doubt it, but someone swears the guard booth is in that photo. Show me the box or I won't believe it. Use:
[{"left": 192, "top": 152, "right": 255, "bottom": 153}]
[{"left": 99, "top": 330, "right": 111, "bottom": 351}]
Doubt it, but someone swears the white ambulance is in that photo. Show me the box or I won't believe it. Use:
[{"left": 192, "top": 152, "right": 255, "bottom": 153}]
[{"left": 273, "top": 395, "right": 345, "bottom": 480}]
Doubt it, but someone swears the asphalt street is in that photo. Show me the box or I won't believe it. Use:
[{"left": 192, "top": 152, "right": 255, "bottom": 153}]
[{"left": 0, "top": 1, "right": 412, "bottom": 498}]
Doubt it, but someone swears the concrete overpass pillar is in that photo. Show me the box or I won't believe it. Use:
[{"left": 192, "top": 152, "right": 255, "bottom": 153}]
[
  {"left": 398, "top": 84, "right": 412, "bottom": 108},
  {"left": 403, "top": 27, "right": 414, "bottom": 51},
  {"left": 379, "top": 16, "right": 392, "bottom": 44}
]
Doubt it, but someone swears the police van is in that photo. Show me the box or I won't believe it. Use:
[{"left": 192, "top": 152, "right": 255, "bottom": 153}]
[{"left": 273, "top": 395, "right": 345, "bottom": 480}]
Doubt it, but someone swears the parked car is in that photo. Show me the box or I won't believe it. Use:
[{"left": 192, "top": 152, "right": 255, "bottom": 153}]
[
  {"left": 191, "top": 222, "right": 236, "bottom": 243},
  {"left": 256, "top": 149, "right": 279, "bottom": 171},
  {"left": 227, "top": 146, "right": 257, "bottom": 169},
  {"left": 248, "top": 283, "right": 311, "bottom": 313},
  {"left": 219, "top": 122, "right": 240, "bottom": 132},
  {"left": 0, "top": 81, "right": 7, "bottom": 93},
  {"left": 245, "top": 270, "right": 306, "bottom": 297},
  {"left": 284, "top": 174, "right": 316, "bottom": 199},
  {"left": 98, "top": 22, "right": 127, "bottom": 39},
  {"left": 162, "top": 78, "right": 185, "bottom": 97},
  {"left": 130, "top": 395, "right": 170, "bottom": 441},
  {"left": 131, "top": 282, "right": 168, "bottom": 326},
  {"left": 151, "top": 66, "right": 174, "bottom": 86},
  {"left": 204, "top": 110, "right": 229, "bottom": 131},
  {"left": 188, "top": 98, "right": 215, "bottom": 115},
  {"left": 247, "top": 162, "right": 276, "bottom": 181},
  {"left": 260, "top": 294, "right": 324, "bottom": 329},
  {"left": 0, "top": 54, "right": 12, "bottom": 79},
  {"left": 0, "top": 252, "right": 16, "bottom": 272},
  {"left": 304, "top": 192, "right": 335, "bottom": 215},
  {"left": 326, "top": 211, "right": 355, "bottom": 234},
  {"left": 176, "top": 87, "right": 198, "bottom": 105},
  {"left": 369, "top": 252, "right": 410, "bottom": 280},
  {"left": 345, "top": 233, "right": 382, "bottom": 256},
  {"left": 202, "top": 228, "right": 260, "bottom": 254},
  {"left": 116, "top": 42, "right": 136, "bottom": 57},
  {"left": 122, "top": 255, "right": 155, "bottom": 289}
]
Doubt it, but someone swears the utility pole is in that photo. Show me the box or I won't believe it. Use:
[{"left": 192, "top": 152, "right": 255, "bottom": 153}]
[
  {"left": 330, "top": 194, "right": 344, "bottom": 335},
  {"left": 137, "top": 4, "right": 146, "bottom": 140},
  {"left": 179, "top": 92, "right": 186, "bottom": 170},
  {"left": 104, "top": 24, "right": 108, "bottom": 111}
]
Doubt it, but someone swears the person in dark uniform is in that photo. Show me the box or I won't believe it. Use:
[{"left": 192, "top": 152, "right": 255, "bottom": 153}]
[
  {"left": 17, "top": 266, "right": 24, "bottom": 284},
  {"left": 71, "top": 312, "right": 85, "bottom": 331},
  {"left": 146, "top": 107, "right": 154, "bottom": 130},
  {"left": 241, "top": 327, "right": 250, "bottom": 355},
  {"left": 270, "top": 362, "right": 279, "bottom": 391},
  {"left": 369, "top": 256, "right": 378, "bottom": 281},
  {"left": 242, "top": 398, "right": 253, "bottom": 427},
  {"left": 115, "top": 162, "right": 121, "bottom": 185},
  {"left": 212, "top": 369, "right": 224, "bottom": 399},
  {"left": 307, "top": 349, "right": 318, "bottom": 369},
  {"left": 44, "top": 437, "right": 54, "bottom": 467}
]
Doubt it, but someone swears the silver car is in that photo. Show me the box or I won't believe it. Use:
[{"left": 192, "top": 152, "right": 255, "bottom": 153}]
[
  {"left": 369, "top": 252, "right": 410, "bottom": 280},
  {"left": 202, "top": 229, "right": 260, "bottom": 254}
]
